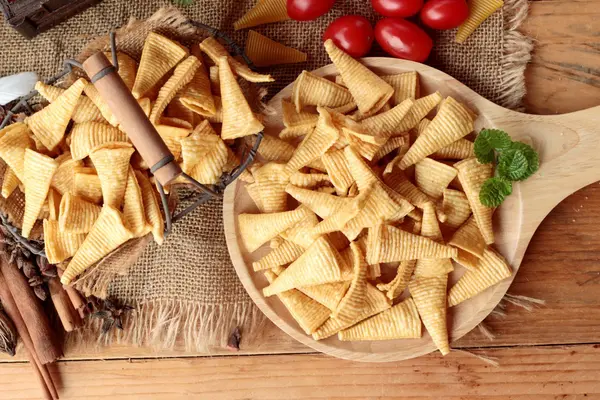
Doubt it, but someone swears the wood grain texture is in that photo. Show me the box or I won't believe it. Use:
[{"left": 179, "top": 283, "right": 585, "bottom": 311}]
[
  {"left": 224, "top": 57, "right": 600, "bottom": 361},
  {"left": 1, "top": 344, "right": 599, "bottom": 399}
]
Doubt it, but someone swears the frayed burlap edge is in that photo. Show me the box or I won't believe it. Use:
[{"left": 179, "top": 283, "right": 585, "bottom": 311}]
[{"left": 66, "top": 300, "right": 267, "bottom": 353}]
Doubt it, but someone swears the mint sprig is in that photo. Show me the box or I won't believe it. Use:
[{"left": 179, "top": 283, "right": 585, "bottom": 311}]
[{"left": 475, "top": 129, "right": 540, "bottom": 207}]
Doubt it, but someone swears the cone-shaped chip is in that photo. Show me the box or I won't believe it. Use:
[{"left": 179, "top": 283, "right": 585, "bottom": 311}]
[
  {"left": 377, "top": 260, "right": 418, "bottom": 300},
  {"left": 73, "top": 171, "right": 103, "bottom": 205},
  {"left": 26, "top": 78, "right": 86, "bottom": 150},
  {"left": 367, "top": 224, "right": 457, "bottom": 264},
  {"left": 312, "top": 284, "right": 391, "bottom": 340},
  {"left": 149, "top": 56, "right": 201, "bottom": 124},
  {"left": 1, "top": 167, "right": 20, "bottom": 199},
  {"left": 400, "top": 97, "right": 475, "bottom": 169},
  {"left": 218, "top": 57, "right": 265, "bottom": 140},
  {"left": 383, "top": 167, "right": 433, "bottom": 210},
  {"left": 414, "top": 202, "right": 454, "bottom": 276},
  {"left": 246, "top": 30, "right": 307, "bottom": 67},
  {"left": 322, "top": 148, "right": 354, "bottom": 195},
  {"left": 35, "top": 81, "right": 103, "bottom": 123},
  {"left": 22, "top": 149, "right": 58, "bottom": 238},
  {"left": 89, "top": 142, "right": 135, "bottom": 209},
  {"left": 372, "top": 136, "right": 406, "bottom": 163},
  {"left": 181, "top": 127, "right": 228, "bottom": 185},
  {"left": 252, "top": 239, "right": 305, "bottom": 271},
  {"left": 180, "top": 62, "right": 216, "bottom": 116},
  {"left": 409, "top": 275, "right": 450, "bottom": 355},
  {"left": 123, "top": 168, "right": 150, "bottom": 238},
  {"left": 51, "top": 153, "right": 83, "bottom": 196},
  {"left": 155, "top": 124, "right": 191, "bottom": 161},
  {"left": 282, "top": 99, "right": 318, "bottom": 128},
  {"left": 234, "top": 0, "right": 290, "bottom": 30},
  {"left": 0, "top": 123, "right": 33, "bottom": 182},
  {"left": 70, "top": 122, "right": 128, "bottom": 161},
  {"left": 299, "top": 281, "right": 351, "bottom": 311},
  {"left": 324, "top": 39, "right": 393, "bottom": 115},
  {"left": 449, "top": 216, "right": 486, "bottom": 259},
  {"left": 415, "top": 158, "right": 458, "bottom": 200},
  {"left": 263, "top": 236, "right": 345, "bottom": 296},
  {"left": 58, "top": 192, "right": 101, "bottom": 234},
  {"left": 395, "top": 92, "right": 443, "bottom": 133},
  {"left": 105, "top": 51, "right": 138, "bottom": 91},
  {"left": 382, "top": 72, "right": 419, "bottom": 106},
  {"left": 442, "top": 189, "right": 472, "bottom": 229},
  {"left": 253, "top": 162, "right": 290, "bottom": 213},
  {"left": 333, "top": 242, "right": 368, "bottom": 323},
  {"left": 292, "top": 71, "right": 354, "bottom": 113},
  {"left": 43, "top": 219, "right": 86, "bottom": 264},
  {"left": 135, "top": 171, "right": 164, "bottom": 245},
  {"left": 289, "top": 172, "right": 330, "bottom": 189},
  {"left": 61, "top": 205, "right": 133, "bottom": 284},
  {"left": 286, "top": 184, "right": 351, "bottom": 219},
  {"left": 456, "top": 0, "right": 504, "bottom": 44},
  {"left": 338, "top": 297, "right": 421, "bottom": 341},
  {"left": 132, "top": 32, "right": 188, "bottom": 99},
  {"left": 360, "top": 99, "right": 414, "bottom": 141},
  {"left": 264, "top": 269, "right": 329, "bottom": 335},
  {"left": 454, "top": 158, "right": 494, "bottom": 244},
  {"left": 239, "top": 207, "right": 309, "bottom": 253},
  {"left": 448, "top": 247, "right": 512, "bottom": 306},
  {"left": 255, "top": 134, "right": 294, "bottom": 163}
]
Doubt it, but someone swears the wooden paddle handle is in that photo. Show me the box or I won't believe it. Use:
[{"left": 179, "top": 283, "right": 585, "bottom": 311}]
[{"left": 82, "top": 52, "right": 182, "bottom": 186}]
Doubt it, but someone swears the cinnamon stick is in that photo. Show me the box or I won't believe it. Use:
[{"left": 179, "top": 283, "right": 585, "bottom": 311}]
[
  {"left": 0, "top": 270, "right": 59, "bottom": 400},
  {"left": 48, "top": 277, "right": 81, "bottom": 332},
  {"left": 0, "top": 255, "right": 62, "bottom": 364},
  {"left": 56, "top": 269, "right": 87, "bottom": 319}
]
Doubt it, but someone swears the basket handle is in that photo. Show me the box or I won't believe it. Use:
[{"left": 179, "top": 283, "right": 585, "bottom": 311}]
[{"left": 82, "top": 52, "right": 182, "bottom": 186}]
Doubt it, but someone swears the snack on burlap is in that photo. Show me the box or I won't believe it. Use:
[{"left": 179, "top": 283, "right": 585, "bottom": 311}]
[{"left": 0, "top": 1, "right": 531, "bottom": 352}]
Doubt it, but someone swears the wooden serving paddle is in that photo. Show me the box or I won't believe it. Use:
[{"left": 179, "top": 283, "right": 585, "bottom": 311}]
[{"left": 223, "top": 58, "right": 600, "bottom": 362}]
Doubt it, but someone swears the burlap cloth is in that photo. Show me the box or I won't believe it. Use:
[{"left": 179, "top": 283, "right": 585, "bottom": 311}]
[{"left": 0, "top": 0, "right": 532, "bottom": 351}]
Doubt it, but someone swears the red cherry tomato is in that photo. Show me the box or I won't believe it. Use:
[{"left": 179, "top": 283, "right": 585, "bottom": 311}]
[
  {"left": 371, "top": 0, "right": 424, "bottom": 18},
  {"left": 287, "top": 0, "right": 336, "bottom": 21},
  {"left": 375, "top": 18, "right": 433, "bottom": 63},
  {"left": 323, "top": 16, "right": 374, "bottom": 58},
  {"left": 420, "top": 0, "right": 469, "bottom": 30}
]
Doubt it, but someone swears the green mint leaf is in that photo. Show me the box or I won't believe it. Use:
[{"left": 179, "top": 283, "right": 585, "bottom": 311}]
[
  {"left": 474, "top": 129, "right": 512, "bottom": 164},
  {"left": 480, "top": 177, "right": 512, "bottom": 208},
  {"left": 497, "top": 148, "right": 529, "bottom": 181},
  {"left": 508, "top": 142, "right": 539, "bottom": 180}
]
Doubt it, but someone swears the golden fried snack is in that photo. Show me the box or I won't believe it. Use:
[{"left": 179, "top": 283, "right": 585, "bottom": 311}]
[
  {"left": 414, "top": 158, "right": 458, "bottom": 199},
  {"left": 409, "top": 275, "right": 450, "bottom": 355},
  {"left": 43, "top": 220, "right": 86, "bottom": 265},
  {"left": 238, "top": 207, "right": 310, "bottom": 252},
  {"left": 58, "top": 192, "right": 101, "bottom": 234},
  {"left": 35, "top": 81, "right": 103, "bottom": 123},
  {"left": 449, "top": 216, "right": 486, "bottom": 260},
  {"left": 292, "top": 71, "right": 354, "bottom": 113},
  {"left": 442, "top": 188, "right": 472, "bottom": 229},
  {"left": 381, "top": 72, "right": 419, "bottom": 105},
  {"left": 135, "top": 171, "right": 164, "bottom": 245},
  {"left": 22, "top": 149, "right": 58, "bottom": 238},
  {"left": 246, "top": 30, "right": 307, "bottom": 67},
  {"left": 70, "top": 122, "right": 128, "bottom": 161},
  {"left": 89, "top": 142, "right": 135, "bottom": 209},
  {"left": 234, "top": 0, "right": 290, "bottom": 30}
]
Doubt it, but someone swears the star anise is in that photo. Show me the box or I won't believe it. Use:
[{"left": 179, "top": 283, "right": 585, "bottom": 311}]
[{"left": 92, "top": 298, "right": 134, "bottom": 334}]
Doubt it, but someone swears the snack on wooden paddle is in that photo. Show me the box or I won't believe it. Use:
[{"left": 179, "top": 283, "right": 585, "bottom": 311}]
[
  {"left": 179, "top": 61, "right": 217, "bottom": 117},
  {"left": 262, "top": 236, "right": 344, "bottom": 296},
  {"left": 70, "top": 122, "right": 128, "bottom": 161},
  {"left": 284, "top": 107, "right": 339, "bottom": 175},
  {"left": 292, "top": 71, "right": 354, "bottom": 113},
  {"left": 282, "top": 99, "right": 319, "bottom": 128},
  {"left": 338, "top": 298, "right": 421, "bottom": 341},
  {"left": 414, "top": 203, "right": 454, "bottom": 276},
  {"left": 324, "top": 39, "right": 394, "bottom": 116},
  {"left": 448, "top": 247, "right": 512, "bottom": 306},
  {"left": 454, "top": 158, "right": 495, "bottom": 244},
  {"left": 366, "top": 224, "right": 457, "bottom": 264},
  {"left": 382, "top": 72, "right": 419, "bottom": 105},
  {"left": 26, "top": 78, "right": 86, "bottom": 150},
  {"left": 22, "top": 149, "right": 58, "bottom": 238},
  {"left": 246, "top": 30, "right": 307, "bottom": 67},
  {"left": 264, "top": 268, "right": 330, "bottom": 335},
  {"left": 89, "top": 142, "right": 135, "bottom": 209},
  {"left": 396, "top": 92, "right": 443, "bottom": 133},
  {"left": 73, "top": 171, "right": 103, "bottom": 204},
  {"left": 254, "top": 134, "right": 294, "bottom": 162},
  {"left": 1, "top": 167, "right": 20, "bottom": 198},
  {"left": 239, "top": 207, "right": 309, "bottom": 252},
  {"left": 414, "top": 158, "right": 458, "bottom": 199},
  {"left": 383, "top": 167, "right": 433, "bottom": 210},
  {"left": 0, "top": 123, "right": 33, "bottom": 182},
  {"left": 58, "top": 192, "right": 101, "bottom": 234},
  {"left": 413, "top": 118, "right": 475, "bottom": 160},
  {"left": 456, "top": 0, "right": 504, "bottom": 44},
  {"left": 135, "top": 171, "right": 164, "bottom": 246},
  {"left": 359, "top": 99, "right": 414, "bottom": 141},
  {"left": 279, "top": 207, "right": 320, "bottom": 248},
  {"left": 409, "top": 275, "right": 449, "bottom": 355},
  {"left": 43, "top": 220, "right": 86, "bottom": 265},
  {"left": 60, "top": 205, "right": 133, "bottom": 285},
  {"left": 252, "top": 240, "right": 304, "bottom": 271},
  {"left": 149, "top": 56, "right": 201, "bottom": 124},
  {"left": 299, "top": 280, "right": 351, "bottom": 312},
  {"left": 234, "top": 0, "right": 290, "bottom": 30},
  {"left": 132, "top": 32, "right": 188, "bottom": 99},
  {"left": 454, "top": 248, "right": 480, "bottom": 270},
  {"left": 218, "top": 57, "right": 265, "bottom": 140},
  {"left": 200, "top": 36, "right": 274, "bottom": 83},
  {"left": 442, "top": 188, "right": 472, "bottom": 229},
  {"left": 312, "top": 284, "right": 391, "bottom": 340},
  {"left": 286, "top": 184, "right": 351, "bottom": 219},
  {"left": 449, "top": 216, "right": 486, "bottom": 259},
  {"left": 311, "top": 186, "right": 371, "bottom": 236},
  {"left": 333, "top": 242, "right": 368, "bottom": 323},
  {"left": 253, "top": 162, "right": 290, "bottom": 213},
  {"left": 400, "top": 97, "right": 475, "bottom": 169},
  {"left": 35, "top": 81, "right": 103, "bottom": 124}
]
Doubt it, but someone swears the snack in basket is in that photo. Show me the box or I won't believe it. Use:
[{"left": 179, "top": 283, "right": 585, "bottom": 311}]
[
  {"left": 236, "top": 40, "right": 532, "bottom": 355},
  {"left": 0, "top": 31, "right": 268, "bottom": 285}
]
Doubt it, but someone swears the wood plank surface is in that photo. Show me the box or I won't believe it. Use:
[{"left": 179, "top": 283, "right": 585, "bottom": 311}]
[{"left": 1, "top": 344, "right": 599, "bottom": 399}]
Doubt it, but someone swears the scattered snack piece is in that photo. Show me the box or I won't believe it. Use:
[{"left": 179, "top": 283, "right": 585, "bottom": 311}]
[
  {"left": 414, "top": 158, "right": 458, "bottom": 199},
  {"left": 442, "top": 189, "right": 472, "bottom": 229},
  {"left": 252, "top": 240, "right": 304, "bottom": 271},
  {"left": 60, "top": 205, "right": 133, "bottom": 285},
  {"left": 22, "top": 149, "right": 58, "bottom": 238},
  {"left": 253, "top": 162, "right": 290, "bottom": 213},
  {"left": 324, "top": 39, "right": 393, "bottom": 116},
  {"left": 409, "top": 275, "right": 449, "bottom": 355},
  {"left": 413, "top": 203, "right": 454, "bottom": 276},
  {"left": 282, "top": 99, "right": 318, "bottom": 128},
  {"left": 448, "top": 247, "right": 512, "bottom": 306},
  {"left": 180, "top": 62, "right": 217, "bottom": 117},
  {"left": 234, "top": 0, "right": 289, "bottom": 30},
  {"left": 123, "top": 168, "right": 150, "bottom": 238},
  {"left": 132, "top": 32, "right": 188, "bottom": 99},
  {"left": 51, "top": 152, "right": 83, "bottom": 196},
  {"left": 321, "top": 148, "right": 354, "bottom": 195},
  {"left": 264, "top": 268, "right": 330, "bottom": 335},
  {"left": 0, "top": 123, "right": 33, "bottom": 182},
  {"left": 135, "top": 171, "right": 164, "bottom": 246},
  {"left": 299, "top": 280, "right": 351, "bottom": 312},
  {"left": 286, "top": 184, "right": 351, "bottom": 219},
  {"left": 246, "top": 30, "right": 307, "bottom": 67},
  {"left": 359, "top": 99, "right": 414, "bottom": 141},
  {"left": 456, "top": 0, "right": 504, "bottom": 44},
  {"left": 455, "top": 158, "right": 494, "bottom": 244},
  {"left": 338, "top": 298, "right": 421, "bottom": 341},
  {"left": 396, "top": 92, "right": 443, "bottom": 133}
]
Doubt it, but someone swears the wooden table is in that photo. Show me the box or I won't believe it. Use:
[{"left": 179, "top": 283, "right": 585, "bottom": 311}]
[{"left": 2, "top": 2, "right": 600, "bottom": 398}]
